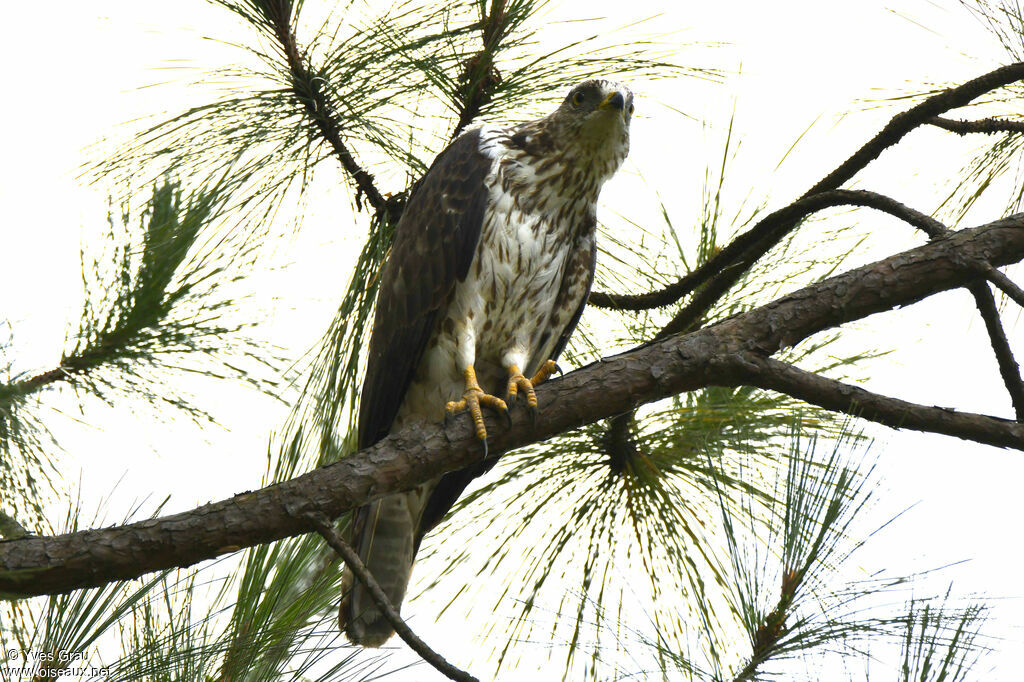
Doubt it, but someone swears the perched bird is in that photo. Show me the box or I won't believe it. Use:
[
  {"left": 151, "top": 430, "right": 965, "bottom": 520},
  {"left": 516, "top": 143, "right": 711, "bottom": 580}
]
[{"left": 342, "top": 79, "right": 633, "bottom": 646}]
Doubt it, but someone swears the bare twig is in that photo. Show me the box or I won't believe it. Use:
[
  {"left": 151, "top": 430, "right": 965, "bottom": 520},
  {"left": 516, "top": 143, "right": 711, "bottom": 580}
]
[
  {"left": 929, "top": 115, "right": 1024, "bottom": 135},
  {"left": 838, "top": 191, "right": 946, "bottom": 238},
  {"left": 806, "top": 63, "right": 1024, "bottom": 196},
  {"left": 968, "top": 281, "right": 1024, "bottom": 420},
  {"left": 452, "top": 0, "right": 507, "bottom": 137},
  {"left": 588, "top": 260, "right": 717, "bottom": 310},
  {"left": 2, "top": 342, "right": 117, "bottom": 409},
  {"left": 649, "top": 187, "right": 1024, "bottom": 418},
  {"left": 590, "top": 189, "right": 947, "bottom": 312},
  {"left": 307, "top": 513, "right": 478, "bottom": 682},
  {"left": 722, "top": 353, "right": 1024, "bottom": 444},
  {"left": 5, "top": 335, "right": 126, "bottom": 398},
  {"left": 591, "top": 62, "right": 1024, "bottom": 312},
  {"left": 979, "top": 261, "right": 1024, "bottom": 309},
  {"left": 268, "top": 12, "right": 392, "bottom": 219},
  {"left": 3, "top": 215, "right": 1023, "bottom": 598},
  {"left": 7, "top": 366, "right": 72, "bottom": 396},
  {"left": 654, "top": 190, "right": 945, "bottom": 337}
]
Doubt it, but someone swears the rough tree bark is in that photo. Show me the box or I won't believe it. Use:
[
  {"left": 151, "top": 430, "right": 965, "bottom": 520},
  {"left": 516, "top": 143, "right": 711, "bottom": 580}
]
[{"left": 3, "top": 214, "right": 1022, "bottom": 597}]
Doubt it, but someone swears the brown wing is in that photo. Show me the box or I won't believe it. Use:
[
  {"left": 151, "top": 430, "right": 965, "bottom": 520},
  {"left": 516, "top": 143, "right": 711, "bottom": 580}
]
[
  {"left": 358, "top": 128, "right": 491, "bottom": 450},
  {"left": 414, "top": 233, "right": 598, "bottom": 549}
]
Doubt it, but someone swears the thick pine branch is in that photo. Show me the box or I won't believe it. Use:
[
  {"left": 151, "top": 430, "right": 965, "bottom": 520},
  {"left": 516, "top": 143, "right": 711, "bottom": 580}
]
[
  {"left": 824, "top": 193, "right": 1024, "bottom": 421},
  {"left": 643, "top": 188, "right": 1024, "bottom": 421},
  {"left": 590, "top": 62, "right": 1024, "bottom": 312},
  {"left": 853, "top": 192, "right": 1024, "bottom": 422},
  {"left": 2, "top": 215, "right": 1023, "bottom": 597}
]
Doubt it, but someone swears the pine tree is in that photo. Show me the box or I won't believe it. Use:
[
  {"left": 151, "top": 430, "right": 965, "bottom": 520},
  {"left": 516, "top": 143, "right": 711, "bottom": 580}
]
[{"left": 3, "top": 1, "right": 1023, "bottom": 680}]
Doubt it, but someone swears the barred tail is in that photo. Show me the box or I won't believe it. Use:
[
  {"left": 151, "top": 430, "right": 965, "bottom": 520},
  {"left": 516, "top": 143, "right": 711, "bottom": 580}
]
[{"left": 340, "top": 490, "right": 425, "bottom": 647}]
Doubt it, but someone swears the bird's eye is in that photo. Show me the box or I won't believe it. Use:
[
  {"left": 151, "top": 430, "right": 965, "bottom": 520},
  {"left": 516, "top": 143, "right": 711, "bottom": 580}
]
[
  {"left": 628, "top": 103, "right": 635, "bottom": 115},
  {"left": 571, "top": 91, "right": 585, "bottom": 107}
]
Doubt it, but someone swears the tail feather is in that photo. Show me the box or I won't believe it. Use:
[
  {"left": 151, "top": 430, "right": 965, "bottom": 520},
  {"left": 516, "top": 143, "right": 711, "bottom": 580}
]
[{"left": 340, "top": 483, "right": 433, "bottom": 646}]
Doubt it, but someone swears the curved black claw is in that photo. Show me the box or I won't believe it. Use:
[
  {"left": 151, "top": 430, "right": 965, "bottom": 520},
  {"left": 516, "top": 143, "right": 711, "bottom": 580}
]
[
  {"left": 482, "top": 437, "right": 489, "bottom": 459},
  {"left": 527, "top": 403, "right": 538, "bottom": 426},
  {"left": 552, "top": 363, "right": 563, "bottom": 377},
  {"left": 505, "top": 410, "right": 514, "bottom": 428}
]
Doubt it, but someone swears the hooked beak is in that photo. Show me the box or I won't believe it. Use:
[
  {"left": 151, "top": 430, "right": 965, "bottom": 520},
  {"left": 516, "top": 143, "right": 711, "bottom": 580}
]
[
  {"left": 600, "top": 90, "right": 626, "bottom": 111},
  {"left": 599, "top": 89, "right": 630, "bottom": 122}
]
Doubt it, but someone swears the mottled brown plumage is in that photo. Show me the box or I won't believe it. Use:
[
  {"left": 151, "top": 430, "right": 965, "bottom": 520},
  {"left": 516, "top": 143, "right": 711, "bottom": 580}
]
[{"left": 343, "top": 79, "right": 633, "bottom": 646}]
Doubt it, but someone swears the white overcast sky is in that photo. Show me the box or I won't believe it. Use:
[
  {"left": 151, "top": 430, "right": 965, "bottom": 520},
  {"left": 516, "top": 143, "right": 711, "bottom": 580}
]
[{"left": 2, "top": 1, "right": 1023, "bottom": 680}]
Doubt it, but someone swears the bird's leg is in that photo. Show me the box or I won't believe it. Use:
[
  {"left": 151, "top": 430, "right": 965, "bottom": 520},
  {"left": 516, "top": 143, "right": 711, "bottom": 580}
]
[
  {"left": 506, "top": 359, "right": 560, "bottom": 421},
  {"left": 530, "top": 359, "right": 560, "bottom": 386},
  {"left": 445, "top": 366, "right": 508, "bottom": 441}
]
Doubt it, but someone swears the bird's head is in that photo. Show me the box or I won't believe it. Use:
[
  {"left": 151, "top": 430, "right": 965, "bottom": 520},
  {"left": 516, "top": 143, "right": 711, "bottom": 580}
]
[{"left": 547, "top": 79, "right": 632, "bottom": 168}]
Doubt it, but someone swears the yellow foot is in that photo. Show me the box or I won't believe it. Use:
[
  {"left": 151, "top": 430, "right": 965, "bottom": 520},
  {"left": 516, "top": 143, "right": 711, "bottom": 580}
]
[
  {"left": 445, "top": 366, "right": 508, "bottom": 442},
  {"left": 530, "top": 359, "right": 560, "bottom": 386},
  {"left": 506, "top": 360, "right": 561, "bottom": 422},
  {"left": 506, "top": 365, "right": 539, "bottom": 410}
]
